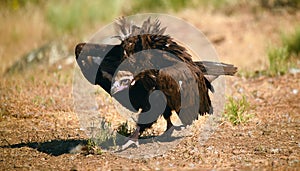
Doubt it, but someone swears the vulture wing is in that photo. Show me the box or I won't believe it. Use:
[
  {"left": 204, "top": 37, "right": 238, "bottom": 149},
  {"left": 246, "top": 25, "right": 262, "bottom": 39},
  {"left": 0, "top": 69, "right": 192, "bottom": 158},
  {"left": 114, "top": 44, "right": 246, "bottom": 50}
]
[{"left": 75, "top": 17, "right": 237, "bottom": 145}]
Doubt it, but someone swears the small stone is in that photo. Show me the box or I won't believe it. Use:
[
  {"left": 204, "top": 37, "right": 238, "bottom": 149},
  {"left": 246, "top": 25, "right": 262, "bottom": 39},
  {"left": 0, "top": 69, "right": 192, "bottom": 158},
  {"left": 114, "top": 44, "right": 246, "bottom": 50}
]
[
  {"left": 232, "top": 149, "right": 240, "bottom": 155},
  {"left": 184, "top": 153, "right": 189, "bottom": 158},
  {"left": 206, "top": 146, "right": 213, "bottom": 151},
  {"left": 270, "top": 148, "right": 279, "bottom": 154},
  {"left": 292, "top": 89, "right": 298, "bottom": 95},
  {"left": 238, "top": 88, "right": 244, "bottom": 93},
  {"left": 289, "top": 68, "right": 300, "bottom": 74},
  {"left": 86, "top": 154, "right": 93, "bottom": 157},
  {"left": 188, "top": 163, "right": 195, "bottom": 167},
  {"left": 248, "top": 131, "right": 253, "bottom": 137}
]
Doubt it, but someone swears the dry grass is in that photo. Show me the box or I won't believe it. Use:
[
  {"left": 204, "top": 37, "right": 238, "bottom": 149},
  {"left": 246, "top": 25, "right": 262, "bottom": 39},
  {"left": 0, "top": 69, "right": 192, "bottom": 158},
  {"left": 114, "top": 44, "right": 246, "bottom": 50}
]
[
  {"left": 0, "top": 63, "right": 74, "bottom": 117},
  {"left": 0, "top": 2, "right": 300, "bottom": 170},
  {"left": 178, "top": 7, "right": 300, "bottom": 72},
  {"left": 0, "top": 2, "right": 113, "bottom": 75},
  {"left": 1, "top": 1, "right": 300, "bottom": 75},
  {"left": 0, "top": 6, "right": 51, "bottom": 74}
]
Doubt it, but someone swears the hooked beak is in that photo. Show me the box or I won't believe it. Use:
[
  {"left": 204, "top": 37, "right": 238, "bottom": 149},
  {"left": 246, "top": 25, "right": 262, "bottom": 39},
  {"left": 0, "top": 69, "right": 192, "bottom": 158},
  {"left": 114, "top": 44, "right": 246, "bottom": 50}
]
[
  {"left": 111, "top": 83, "right": 129, "bottom": 95},
  {"left": 110, "top": 71, "right": 134, "bottom": 95}
]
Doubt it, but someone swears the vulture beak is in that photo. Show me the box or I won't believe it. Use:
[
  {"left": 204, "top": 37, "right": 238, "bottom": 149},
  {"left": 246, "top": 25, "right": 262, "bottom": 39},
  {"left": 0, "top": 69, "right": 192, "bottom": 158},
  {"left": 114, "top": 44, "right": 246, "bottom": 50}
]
[
  {"left": 111, "top": 71, "right": 134, "bottom": 95},
  {"left": 110, "top": 83, "right": 129, "bottom": 95}
]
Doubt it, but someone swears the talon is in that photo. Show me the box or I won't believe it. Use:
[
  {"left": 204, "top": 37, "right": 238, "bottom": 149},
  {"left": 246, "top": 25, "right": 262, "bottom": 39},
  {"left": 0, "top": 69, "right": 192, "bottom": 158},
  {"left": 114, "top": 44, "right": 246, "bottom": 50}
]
[
  {"left": 121, "top": 139, "right": 139, "bottom": 150},
  {"left": 174, "top": 125, "right": 185, "bottom": 131}
]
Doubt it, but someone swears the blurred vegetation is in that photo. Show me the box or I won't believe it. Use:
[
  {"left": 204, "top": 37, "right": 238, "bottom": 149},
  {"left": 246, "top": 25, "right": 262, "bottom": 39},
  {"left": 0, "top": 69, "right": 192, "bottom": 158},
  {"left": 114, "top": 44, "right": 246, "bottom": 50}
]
[
  {"left": 45, "top": 0, "right": 121, "bottom": 35},
  {"left": 223, "top": 96, "right": 253, "bottom": 125},
  {"left": 125, "top": 0, "right": 189, "bottom": 13},
  {"left": 0, "top": 0, "right": 42, "bottom": 10},
  {"left": 282, "top": 27, "right": 300, "bottom": 56},
  {"left": 240, "top": 25, "right": 300, "bottom": 78},
  {"left": 116, "top": 121, "right": 133, "bottom": 137},
  {"left": 267, "top": 26, "right": 300, "bottom": 76},
  {"left": 86, "top": 138, "right": 103, "bottom": 155},
  {"left": 267, "top": 46, "right": 290, "bottom": 76},
  {"left": 259, "top": 0, "right": 300, "bottom": 9},
  {"left": 0, "top": 0, "right": 299, "bottom": 74},
  {"left": 1, "top": 0, "right": 299, "bottom": 37},
  {"left": 124, "top": 0, "right": 247, "bottom": 14}
]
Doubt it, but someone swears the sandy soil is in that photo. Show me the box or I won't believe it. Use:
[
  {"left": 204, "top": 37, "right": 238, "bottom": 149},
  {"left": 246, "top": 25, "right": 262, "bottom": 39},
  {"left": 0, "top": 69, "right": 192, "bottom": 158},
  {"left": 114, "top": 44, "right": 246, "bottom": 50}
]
[{"left": 0, "top": 9, "right": 299, "bottom": 170}]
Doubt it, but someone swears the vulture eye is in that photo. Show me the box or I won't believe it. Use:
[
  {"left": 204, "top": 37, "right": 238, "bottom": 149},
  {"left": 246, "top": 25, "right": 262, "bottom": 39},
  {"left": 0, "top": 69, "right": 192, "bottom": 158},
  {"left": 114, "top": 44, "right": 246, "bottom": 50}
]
[{"left": 121, "top": 79, "right": 129, "bottom": 85}]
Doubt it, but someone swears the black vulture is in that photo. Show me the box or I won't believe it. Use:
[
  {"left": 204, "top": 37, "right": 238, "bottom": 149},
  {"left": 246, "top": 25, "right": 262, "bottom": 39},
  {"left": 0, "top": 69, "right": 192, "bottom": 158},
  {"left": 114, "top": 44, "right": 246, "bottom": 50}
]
[{"left": 75, "top": 17, "right": 237, "bottom": 149}]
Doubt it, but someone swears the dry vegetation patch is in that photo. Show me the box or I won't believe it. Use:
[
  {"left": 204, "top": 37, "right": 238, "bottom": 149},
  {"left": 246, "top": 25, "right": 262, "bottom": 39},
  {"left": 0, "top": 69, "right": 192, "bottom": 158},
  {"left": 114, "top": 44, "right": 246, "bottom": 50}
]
[{"left": 0, "top": 1, "right": 300, "bottom": 170}]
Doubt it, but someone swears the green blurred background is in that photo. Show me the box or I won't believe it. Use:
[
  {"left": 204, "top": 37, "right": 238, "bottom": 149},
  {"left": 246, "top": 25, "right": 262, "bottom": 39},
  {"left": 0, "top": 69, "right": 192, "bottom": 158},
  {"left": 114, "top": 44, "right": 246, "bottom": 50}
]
[{"left": 0, "top": 0, "right": 299, "bottom": 75}]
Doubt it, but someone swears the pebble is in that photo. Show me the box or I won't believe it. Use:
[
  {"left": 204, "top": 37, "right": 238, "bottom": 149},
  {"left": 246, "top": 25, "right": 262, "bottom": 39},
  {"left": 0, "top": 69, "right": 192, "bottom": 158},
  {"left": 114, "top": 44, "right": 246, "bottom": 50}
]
[
  {"left": 238, "top": 88, "right": 244, "bottom": 93},
  {"left": 270, "top": 148, "right": 279, "bottom": 154},
  {"left": 248, "top": 131, "right": 253, "bottom": 137},
  {"left": 206, "top": 146, "right": 213, "bottom": 151},
  {"left": 232, "top": 149, "right": 240, "bottom": 155},
  {"left": 289, "top": 68, "right": 300, "bottom": 74},
  {"left": 188, "top": 163, "right": 195, "bottom": 167},
  {"left": 292, "top": 89, "right": 298, "bottom": 95},
  {"left": 86, "top": 154, "right": 93, "bottom": 157}
]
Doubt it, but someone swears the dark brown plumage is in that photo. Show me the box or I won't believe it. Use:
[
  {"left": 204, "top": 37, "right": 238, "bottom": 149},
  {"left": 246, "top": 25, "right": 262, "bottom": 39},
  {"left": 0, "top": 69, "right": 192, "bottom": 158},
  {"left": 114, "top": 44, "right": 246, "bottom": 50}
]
[{"left": 75, "top": 17, "right": 237, "bottom": 149}]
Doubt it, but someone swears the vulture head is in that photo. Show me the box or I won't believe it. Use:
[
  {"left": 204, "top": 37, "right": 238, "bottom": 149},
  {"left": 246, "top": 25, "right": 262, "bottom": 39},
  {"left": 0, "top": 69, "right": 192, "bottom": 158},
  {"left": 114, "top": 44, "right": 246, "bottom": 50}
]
[{"left": 110, "top": 70, "right": 134, "bottom": 95}]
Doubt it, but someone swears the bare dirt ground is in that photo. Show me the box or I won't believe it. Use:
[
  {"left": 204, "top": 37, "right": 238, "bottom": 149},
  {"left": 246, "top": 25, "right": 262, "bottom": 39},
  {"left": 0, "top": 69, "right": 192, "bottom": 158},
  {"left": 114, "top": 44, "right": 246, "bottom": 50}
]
[{"left": 0, "top": 9, "right": 299, "bottom": 170}]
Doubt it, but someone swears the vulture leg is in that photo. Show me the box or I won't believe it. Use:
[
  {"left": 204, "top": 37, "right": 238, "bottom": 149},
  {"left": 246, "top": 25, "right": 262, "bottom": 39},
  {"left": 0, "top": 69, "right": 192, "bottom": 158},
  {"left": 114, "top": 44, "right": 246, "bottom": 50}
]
[
  {"left": 163, "top": 106, "right": 182, "bottom": 136},
  {"left": 160, "top": 107, "right": 186, "bottom": 143},
  {"left": 121, "top": 121, "right": 156, "bottom": 150},
  {"left": 121, "top": 126, "right": 140, "bottom": 150},
  {"left": 163, "top": 106, "right": 173, "bottom": 131}
]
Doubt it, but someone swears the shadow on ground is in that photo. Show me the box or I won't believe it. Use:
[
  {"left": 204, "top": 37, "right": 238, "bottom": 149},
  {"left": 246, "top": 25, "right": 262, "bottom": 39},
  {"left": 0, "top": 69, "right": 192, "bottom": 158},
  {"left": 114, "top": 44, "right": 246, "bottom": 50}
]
[
  {"left": 0, "top": 139, "right": 87, "bottom": 156},
  {"left": 0, "top": 132, "right": 184, "bottom": 156}
]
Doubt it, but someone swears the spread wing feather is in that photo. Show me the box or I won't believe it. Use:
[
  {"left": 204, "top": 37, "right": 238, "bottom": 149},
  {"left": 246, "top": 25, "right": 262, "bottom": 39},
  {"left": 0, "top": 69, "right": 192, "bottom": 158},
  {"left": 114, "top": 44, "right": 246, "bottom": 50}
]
[{"left": 75, "top": 17, "right": 237, "bottom": 131}]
